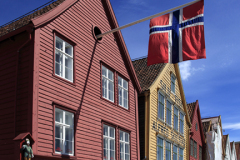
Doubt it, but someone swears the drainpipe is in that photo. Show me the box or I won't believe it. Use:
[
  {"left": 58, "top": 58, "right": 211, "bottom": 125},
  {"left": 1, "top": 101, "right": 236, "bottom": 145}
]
[{"left": 14, "top": 32, "right": 32, "bottom": 137}]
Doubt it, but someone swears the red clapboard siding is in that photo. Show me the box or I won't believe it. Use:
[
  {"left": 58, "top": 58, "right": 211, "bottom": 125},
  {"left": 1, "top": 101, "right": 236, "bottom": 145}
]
[
  {"left": 33, "top": 0, "right": 139, "bottom": 159},
  {"left": 190, "top": 102, "right": 205, "bottom": 160},
  {"left": 0, "top": 31, "right": 32, "bottom": 158}
]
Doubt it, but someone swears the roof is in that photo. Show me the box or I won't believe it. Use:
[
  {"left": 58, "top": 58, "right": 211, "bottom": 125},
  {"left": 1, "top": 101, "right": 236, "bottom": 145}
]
[
  {"left": 132, "top": 57, "right": 166, "bottom": 92},
  {"left": 187, "top": 102, "right": 196, "bottom": 122},
  {"left": 0, "top": 0, "right": 65, "bottom": 37}
]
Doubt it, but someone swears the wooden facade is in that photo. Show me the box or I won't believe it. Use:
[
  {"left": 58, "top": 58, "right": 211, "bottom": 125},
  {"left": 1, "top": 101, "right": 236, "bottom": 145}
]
[
  {"left": 202, "top": 116, "right": 223, "bottom": 160},
  {"left": 0, "top": 0, "right": 142, "bottom": 159},
  {"left": 187, "top": 101, "right": 205, "bottom": 160},
  {"left": 133, "top": 59, "right": 191, "bottom": 160}
]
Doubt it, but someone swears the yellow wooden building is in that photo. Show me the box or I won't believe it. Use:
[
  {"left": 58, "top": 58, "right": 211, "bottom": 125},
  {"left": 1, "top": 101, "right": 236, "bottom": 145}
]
[{"left": 133, "top": 58, "right": 192, "bottom": 160}]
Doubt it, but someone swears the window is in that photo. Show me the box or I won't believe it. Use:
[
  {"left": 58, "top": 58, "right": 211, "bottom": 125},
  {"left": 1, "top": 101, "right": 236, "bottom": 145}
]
[
  {"left": 196, "top": 123, "right": 198, "bottom": 131},
  {"left": 174, "top": 107, "right": 179, "bottom": 131},
  {"left": 120, "top": 131, "right": 130, "bottom": 160},
  {"left": 118, "top": 76, "right": 128, "bottom": 109},
  {"left": 55, "top": 36, "right": 73, "bottom": 82},
  {"left": 179, "top": 148, "right": 184, "bottom": 160},
  {"left": 158, "top": 92, "right": 164, "bottom": 120},
  {"left": 102, "top": 66, "right": 114, "bottom": 102},
  {"left": 199, "top": 146, "right": 202, "bottom": 160},
  {"left": 165, "top": 141, "right": 171, "bottom": 160},
  {"left": 103, "top": 125, "right": 115, "bottom": 160},
  {"left": 194, "top": 141, "right": 197, "bottom": 158},
  {"left": 166, "top": 101, "right": 172, "bottom": 126},
  {"left": 171, "top": 74, "right": 176, "bottom": 93},
  {"left": 157, "top": 137, "right": 163, "bottom": 160},
  {"left": 190, "top": 138, "right": 193, "bottom": 156},
  {"left": 55, "top": 108, "right": 74, "bottom": 155},
  {"left": 173, "top": 145, "right": 178, "bottom": 160},
  {"left": 180, "top": 112, "right": 184, "bottom": 134}
]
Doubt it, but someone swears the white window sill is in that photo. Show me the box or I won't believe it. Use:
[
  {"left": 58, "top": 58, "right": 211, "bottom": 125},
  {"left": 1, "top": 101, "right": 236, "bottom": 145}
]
[
  {"left": 166, "top": 123, "right": 172, "bottom": 128},
  {"left": 157, "top": 118, "right": 165, "bottom": 123}
]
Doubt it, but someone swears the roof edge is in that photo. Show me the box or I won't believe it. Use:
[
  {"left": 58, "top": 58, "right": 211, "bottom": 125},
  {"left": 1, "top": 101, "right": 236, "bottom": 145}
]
[
  {"left": 0, "top": 24, "right": 34, "bottom": 42},
  {"left": 174, "top": 64, "right": 191, "bottom": 127},
  {"left": 102, "top": 0, "right": 142, "bottom": 93},
  {"left": 31, "top": 0, "right": 78, "bottom": 28},
  {"left": 195, "top": 100, "right": 206, "bottom": 145}
]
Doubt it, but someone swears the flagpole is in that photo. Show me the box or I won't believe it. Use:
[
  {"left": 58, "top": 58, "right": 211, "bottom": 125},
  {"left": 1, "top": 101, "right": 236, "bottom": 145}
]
[{"left": 96, "top": 0, "right": 200, "bottom": 39}]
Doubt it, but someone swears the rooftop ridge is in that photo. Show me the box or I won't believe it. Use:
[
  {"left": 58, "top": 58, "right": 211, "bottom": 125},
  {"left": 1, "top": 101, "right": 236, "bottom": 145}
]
[
  {"left": 0, "top": 0, "right": 65, "bottom": 37},
  {"left": 131, "top": 55, "right": 147, "bottom": 62},
  {"left": 201, "top": 115, "right": 220, "bottom": 119},
  {"left": 0, "top": 0, "right": 56, "bottom": 29},
  {"left": 187, "top": 102, "right": 196, "bottom": 105}
]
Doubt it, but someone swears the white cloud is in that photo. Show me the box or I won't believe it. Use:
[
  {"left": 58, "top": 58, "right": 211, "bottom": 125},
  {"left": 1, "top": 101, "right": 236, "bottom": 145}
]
[
  {"left": 179, "top": 61, "right": 205, "bottom": 81},
  {"left": 223, "top": 123, "right": 240, "bottom": 130},
  {"left": 179, "top": 61, "right": 191, "bottom": 81}
]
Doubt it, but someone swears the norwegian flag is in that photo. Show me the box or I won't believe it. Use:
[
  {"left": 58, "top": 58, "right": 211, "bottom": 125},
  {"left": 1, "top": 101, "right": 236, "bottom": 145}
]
[{"left": 147, "top": 0, "right": 206, "bottom": 65}]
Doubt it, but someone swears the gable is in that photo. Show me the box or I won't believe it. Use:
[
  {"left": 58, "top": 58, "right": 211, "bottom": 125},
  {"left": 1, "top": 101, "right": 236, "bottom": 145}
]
[
  {"left": 149, "top": 63, "right": 191, "bottom": 126},
  {"left": 189, "top": 101, "right": 205, "bottom": 145},
  {"left": 0, "top": 0, "right": 66, "bottom": 38},
  {"left": 28, "top": 0, "right": 141, "bottom": 157},
  {"left": 0, "top": 0, "right": 141, "bottom": 93}
]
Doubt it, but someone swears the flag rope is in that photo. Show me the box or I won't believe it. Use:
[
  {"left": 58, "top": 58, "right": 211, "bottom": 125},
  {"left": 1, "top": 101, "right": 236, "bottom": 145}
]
[{"left": 96, "top": 0, "right": 200, "bottom": 39}]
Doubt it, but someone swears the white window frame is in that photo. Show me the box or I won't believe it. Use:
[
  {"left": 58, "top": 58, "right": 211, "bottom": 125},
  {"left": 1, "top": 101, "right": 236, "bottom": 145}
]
[
  {"left": 157, "top": 136, "right": 164, "bottom": 160},
  {"left": 171, "top": 74, "right": 176, "bottom": 94},
  {"left": 55, "top": 36, "right": 74, "bottom": 82},
  {"left": 179, "top": 148, "right": 184, "bottom": 160},
  {"left": 199, "top": 145, "right": 202, "bottom": 160},
  {"left": 165, "top": 141, "right": 172, "bottom": 160},
  {"left": 119, "top": 130, "right": 130, "bottom": 160},
  {"left": 190, "top": 138, "right": 193, "bottom": 156},
  {"left": 173, "top": 145, "right": 178, "bottom": 160},
  {"left": 194, "top": 141, "right": 197, "bottom": 158},
  {"left": 174, "top": 106, "right": 179, "bottom": 131},
  {"left": 158, "top": 91, "right": 165, "bottom": 121},
  {"left": 179, "top": 111, "right": 184, "bottom": 135},
  {"left": 102, "top": 66, "right": 114, "bottom": 102},
  {"left": 55, "top": 108, "right": 74, "bottom": 156},
  {"left": 118, "top": 76, "right": 128, "bottom": 109},
  {"left": 103, "top": 125, "right": 115, "bottom": 160},
  {"left": 166, "top": 100, "right": 172, "bottom": 126}
]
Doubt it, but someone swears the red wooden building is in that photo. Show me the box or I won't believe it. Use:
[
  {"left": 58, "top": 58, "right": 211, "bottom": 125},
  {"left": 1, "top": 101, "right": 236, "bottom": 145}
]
[
  {"left": 187, "top": 100, "right": 205, "bottom": 160},
  {"left": 0, "top": 0, "right": 142, "bottom": 159}
]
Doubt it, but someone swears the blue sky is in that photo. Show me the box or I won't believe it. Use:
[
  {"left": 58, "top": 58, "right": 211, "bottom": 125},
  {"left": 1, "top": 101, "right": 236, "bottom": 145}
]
[{"left": 1, "top": 0, "right": 239, "bottom": 141}]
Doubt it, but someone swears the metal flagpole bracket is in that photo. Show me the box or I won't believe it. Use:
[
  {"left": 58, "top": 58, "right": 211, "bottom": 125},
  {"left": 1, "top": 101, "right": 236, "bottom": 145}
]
[
  {"left": 96, "top": 0, "right": 200, "bottom": 39},
  {"left": 92, "top": 25, "right": 103, "bottom": 41}
]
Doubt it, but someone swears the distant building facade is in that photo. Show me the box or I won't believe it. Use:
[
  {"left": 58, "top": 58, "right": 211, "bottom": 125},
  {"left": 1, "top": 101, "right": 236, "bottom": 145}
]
[
  {"left": 223, "top": 135, "right": 231, "bottom": 160},
  {"left": 187, "top": 100, "right": 205, "bottom": 160},
  {"left": 133, "top": 58, "right": 191, "bottom": 160},
  {"left": 230, "top": 142, "right": 237, "bottom": 160},
  {"left": 234, "top": 142, "right": 240, "bottom": 160},
  {"left": 202, "top": 116, "right": 223, "bottom": 160}
]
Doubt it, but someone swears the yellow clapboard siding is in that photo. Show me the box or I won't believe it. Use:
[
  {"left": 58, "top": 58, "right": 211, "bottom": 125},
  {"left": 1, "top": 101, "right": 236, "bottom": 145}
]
[{"left": 147, "top": 64, "right": 190, "bottom": 160}]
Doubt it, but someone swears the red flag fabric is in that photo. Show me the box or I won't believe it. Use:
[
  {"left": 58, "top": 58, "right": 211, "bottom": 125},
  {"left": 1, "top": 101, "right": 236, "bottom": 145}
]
[{"left": 147, "top": 0, "right": 206, "bottom": 65}]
